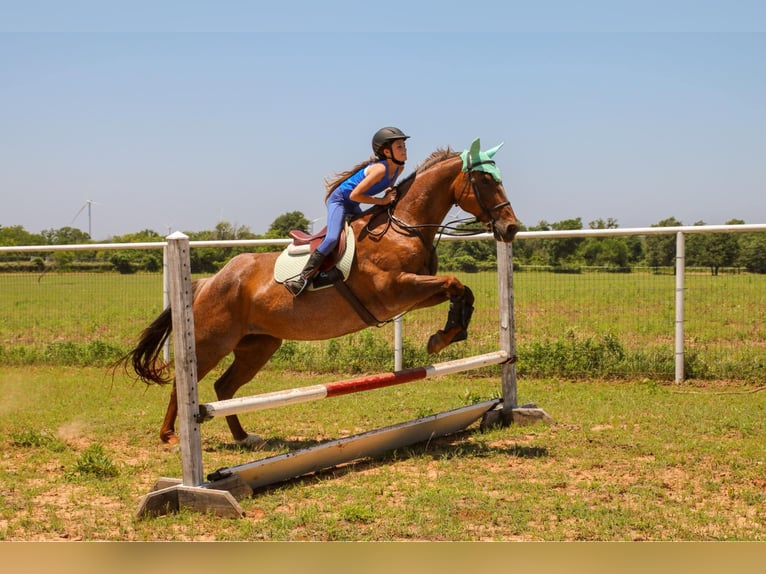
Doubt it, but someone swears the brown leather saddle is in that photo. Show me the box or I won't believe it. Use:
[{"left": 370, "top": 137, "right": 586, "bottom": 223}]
[
  {"left": 288, "top": 225, "right": 348, "bottom": 270},
  {"left": 286, "top": 223, "right": 380, "bottom": 326}
]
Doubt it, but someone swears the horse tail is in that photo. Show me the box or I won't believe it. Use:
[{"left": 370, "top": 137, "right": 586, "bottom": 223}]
[
  {"left": 114, "top": 278, "right": 208, "bottom": 386},
  {"left": 129, "top": 306, "right": 174, "bottom": 384}
]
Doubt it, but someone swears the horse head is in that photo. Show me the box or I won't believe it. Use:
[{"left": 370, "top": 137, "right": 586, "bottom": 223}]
[{"left": 455, "top": 138, "right": 520, "bottom": 242}]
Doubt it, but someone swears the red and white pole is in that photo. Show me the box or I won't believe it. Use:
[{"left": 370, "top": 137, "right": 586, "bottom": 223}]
[{"left": 197, "top": 350, "right": 508, "bottom": 422}]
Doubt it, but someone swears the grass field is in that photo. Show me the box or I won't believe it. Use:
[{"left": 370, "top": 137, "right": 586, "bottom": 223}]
[
  {"left": 1, "top": 365, "right": 764, "bottom": 540},
  {"left": 1, "top": 269, "right": 765, "bottom": 540}
]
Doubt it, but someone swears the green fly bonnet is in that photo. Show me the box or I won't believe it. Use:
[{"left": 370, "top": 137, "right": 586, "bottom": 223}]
[{"left": 460, "top": 138, "right": 504, "bottom": 182}]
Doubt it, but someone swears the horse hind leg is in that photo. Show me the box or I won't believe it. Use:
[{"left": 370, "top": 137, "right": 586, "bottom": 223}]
[
  {"left": 213, "top": 334, "right": 282, "bottom": 448},
  {"left": 160, "top": 383, "right": 180, "bottom": 444},
  {"left": 157, "top": 333, "right": 277, "bottom": 446},
  {"left": 427, "top": 286, "right": 475, "bottom": 354}
]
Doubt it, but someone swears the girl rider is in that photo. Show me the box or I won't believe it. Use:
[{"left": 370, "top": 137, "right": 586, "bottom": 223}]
[{"left": 284, "top": 126, "right": 409, "bottom": 296}]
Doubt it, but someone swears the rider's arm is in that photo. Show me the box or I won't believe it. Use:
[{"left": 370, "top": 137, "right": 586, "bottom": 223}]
[{"left": 348, "top": 163, "right": 395, "bottom": 205}]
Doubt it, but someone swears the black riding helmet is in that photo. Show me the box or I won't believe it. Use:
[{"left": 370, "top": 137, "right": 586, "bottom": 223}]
[{"left": 372, "top": 126, "right": 409, "bottom": 161}]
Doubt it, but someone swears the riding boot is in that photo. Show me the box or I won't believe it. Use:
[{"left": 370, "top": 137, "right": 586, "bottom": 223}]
[{"left": 283, "top": 250, "right": 327, "bottom": 297}]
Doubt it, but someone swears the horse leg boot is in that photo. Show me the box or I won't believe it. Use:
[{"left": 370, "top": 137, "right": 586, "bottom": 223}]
[
  {"left": 449, "top": 285, "right": 474, "bottom": 343},
  {"left": 284, "top": 250, "right": 327, "bottom": 296},
  {"left": 427, "top": 286, "right": 475, "bottom": 354}
]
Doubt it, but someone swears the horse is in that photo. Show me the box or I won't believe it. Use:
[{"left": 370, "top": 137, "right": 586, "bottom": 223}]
[{"left": 118, "top": 138, "right": 520, "bottom": 446}]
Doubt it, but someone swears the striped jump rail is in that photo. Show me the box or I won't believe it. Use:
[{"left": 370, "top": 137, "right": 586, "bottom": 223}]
[{"left": 197, "top": 350, "right": 509, "bottom": 422}]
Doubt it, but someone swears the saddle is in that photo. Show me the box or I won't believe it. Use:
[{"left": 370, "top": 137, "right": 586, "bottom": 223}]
[
  {"left": 274, "top": 223, "right": 355, "bottom": 292},
  {"left": 287, "top": 225, "right": 347, "bottom": 270}
]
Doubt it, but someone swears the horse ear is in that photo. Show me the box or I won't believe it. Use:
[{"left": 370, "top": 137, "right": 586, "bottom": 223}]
[
  {"left": 469, "top": 138, "right": 481, "bottom": 157},
  {"left": 486, "top": 142, "right": 504, "bottom": 158}
]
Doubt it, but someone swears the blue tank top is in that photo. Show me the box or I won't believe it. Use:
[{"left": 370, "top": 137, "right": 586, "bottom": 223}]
[{"left": 333, "top": 160, "right": 401, "bottom": 206}]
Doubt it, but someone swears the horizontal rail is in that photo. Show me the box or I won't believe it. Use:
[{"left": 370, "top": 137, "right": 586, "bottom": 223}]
[
  {"left": 197, "top": 350, "right": 509, "bottom": 422},
  {"left": 3, "top": 224, "right": 765, "bottom": 254},
  {"left": 514, "top": 223, "right": 766, "bottom": 240}
]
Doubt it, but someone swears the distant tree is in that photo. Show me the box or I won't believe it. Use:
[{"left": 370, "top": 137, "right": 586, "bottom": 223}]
[
  {"left": 577, "top": 218, "right": 637, "bottom": 269},
  {"left": 514, "top": 221, "right": 548, "bottom": 265},
  {"left": 0, "top": 225, "right": 44, "bottom": 246},
  {"left": 738, "top": 231, "right": 766, "bottom": 273},
  {"left": 543, "top": 218, "right": 584, "bottom": 267},
  {"left": 686, "top": 219, "right": 742, "bottom": 275},
  {"left": 579, "top": 237, "right": 630, "bottom": 268},
  {"left": 111, "top": 229, "right": 164, "bottom": 243},
  {"left": 513, "top": 219, "right": 584, "bottom": 266},
  {"left": 267, "top": 211, "right": 310, "bottom": 238},
  {"left": 41, "top": 226, "right": 91, "bottom": 245},
  {"left": 625, "top": 234, "right": 645, "bottom": 264},
  {"left": 644, "top": 217, "right": 683, "bottom": 270},
  {"left": 107, "top": 229, "right": 165, "bottom": 272},
  {"left": 211, "top": 221, "right": 257, "bottom": 240},
  {"left": 50, "top": 250, "right": 76, "bottom": 269},
  {"left": 437, "top": 223, "right": 497, "bottom": 272},
  {"left": 589, "top": 217, "right": 619, "bottom": 230},
  {"left": 110, "top": 253, "right": 136, "bottom": 274},
  {"left": 184, "top": 221, "right": 256, "bottom": 273}
]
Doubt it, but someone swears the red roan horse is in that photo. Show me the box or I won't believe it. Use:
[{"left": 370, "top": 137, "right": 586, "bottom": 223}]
[{"left": 118, "top": 139, "right": 519, "bottom": 446}]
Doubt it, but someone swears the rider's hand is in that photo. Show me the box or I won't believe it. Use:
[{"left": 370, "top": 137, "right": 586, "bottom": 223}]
[{"left": 383, "top": 188, "right": 397, "bottom": 205}]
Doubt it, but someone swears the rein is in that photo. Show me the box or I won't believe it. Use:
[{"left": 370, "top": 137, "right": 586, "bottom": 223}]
[
  {"left": 369, "top": 157, "right": 509, "bottom": 241},
  {"left": 340, "top": 153, "right": 507, "bottom": 327}
]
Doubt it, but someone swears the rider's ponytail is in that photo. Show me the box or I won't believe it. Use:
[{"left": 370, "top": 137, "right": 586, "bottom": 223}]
[{"left": 323, "top": 156, "right": 377, "bottom": 203}]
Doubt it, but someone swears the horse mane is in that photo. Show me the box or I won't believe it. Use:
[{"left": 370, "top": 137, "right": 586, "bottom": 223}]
[{"left": 396, "top": 147, "right": 458, "bottom": 192}]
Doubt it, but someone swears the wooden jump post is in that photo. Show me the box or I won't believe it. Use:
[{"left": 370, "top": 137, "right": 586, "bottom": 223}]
[
  {"left": 136, "top": 235, "right": 550, "bottom": 518},
  {"left": 136, "top": 232, "right": 246, "bottom": 518}
]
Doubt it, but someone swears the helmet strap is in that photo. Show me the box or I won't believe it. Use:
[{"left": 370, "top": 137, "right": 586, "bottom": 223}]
[{"left": 385, "top": 144, "right": 406, "bottom": 166}]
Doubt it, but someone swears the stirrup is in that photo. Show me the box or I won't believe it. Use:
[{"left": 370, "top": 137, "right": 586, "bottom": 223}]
[{"left": 283, "top": 275, "right": 309, "bottom": 297}]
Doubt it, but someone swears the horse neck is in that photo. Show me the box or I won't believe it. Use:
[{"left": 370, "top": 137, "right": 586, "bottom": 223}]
[{"left": 395, "top": 156, "right": 464, "bottom": 242}]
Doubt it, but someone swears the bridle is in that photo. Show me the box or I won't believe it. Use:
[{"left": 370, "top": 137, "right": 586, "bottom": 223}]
[
  {"left": 366, "top": 155, "right": 509, "bottom": 240},
  {"left": 459, "top": 157, "right": 511, "bottom": 231}
]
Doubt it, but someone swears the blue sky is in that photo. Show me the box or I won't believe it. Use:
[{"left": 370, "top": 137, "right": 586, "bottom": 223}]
[{"left": 1, "top": 2, "right": 765, "bottom": 240}]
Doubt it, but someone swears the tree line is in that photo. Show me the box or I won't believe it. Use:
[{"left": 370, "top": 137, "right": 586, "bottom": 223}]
[
  {"left": 2, "top": 213, "right": 765, "bottom": 275},
  {"left": 440, "top": 216, "right": 766, "bottom": 275}
]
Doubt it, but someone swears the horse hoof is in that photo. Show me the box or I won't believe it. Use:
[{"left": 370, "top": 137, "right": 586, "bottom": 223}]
[
  {"left": 161, "top": 432, "right": 180, "bottom": 445},
  {"left": 236, "top": 434, "right": 266, "bottom": 450},
  {"left": 452, "top": 329, "right": 468, "bottom": 343},
  {"left": 427, "top": 331, "right": 448, "bottom": 354}
]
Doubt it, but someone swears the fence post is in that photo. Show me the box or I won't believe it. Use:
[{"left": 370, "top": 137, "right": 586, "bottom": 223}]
[
  {"left": 162, "top": 244, "right": 170, "bottom": 363},
  {"left": 675, "top": 232, "right": 685, "bottom": 384},
  {"left": 136, "top": 231, "right": 245, "bottom": 518},
  {"left": 394, "top": 315, "right": 403, "bottom": 371},
  {"left": 165, "top": 232, "right": 204, "bottom": 486},
  {"left": 496, "top": 241, "right": 517, "bottom": 409}
]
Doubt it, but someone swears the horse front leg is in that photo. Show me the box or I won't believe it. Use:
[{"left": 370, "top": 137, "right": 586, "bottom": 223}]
[
  {"left": 390, "top": 273, "right": 474, "bottom": 354},
  {"left": 427, "top": 285, "right": 474, "bottom": 354}
]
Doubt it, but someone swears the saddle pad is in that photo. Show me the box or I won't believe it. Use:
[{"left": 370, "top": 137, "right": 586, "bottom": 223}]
[{"left": 273, "top": 223, "right": 355, "bottom": 291}]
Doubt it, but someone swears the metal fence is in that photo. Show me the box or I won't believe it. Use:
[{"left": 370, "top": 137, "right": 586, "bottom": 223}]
[{"left": 2, "top": 224, "right": 765, "bottom": 382}]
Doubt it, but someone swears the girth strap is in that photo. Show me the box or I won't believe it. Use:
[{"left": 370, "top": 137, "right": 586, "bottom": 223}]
[{"left": 327, "top": 269, "right": 381, "bottom": 327}]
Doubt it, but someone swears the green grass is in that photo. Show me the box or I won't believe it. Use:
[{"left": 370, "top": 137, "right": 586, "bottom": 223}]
[
  {"left": 1, "top": 365, "right": 764, "bottom": 540},
  {"left": 1, "top": 261, "right": 764, "bottom": 545}
]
